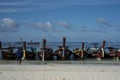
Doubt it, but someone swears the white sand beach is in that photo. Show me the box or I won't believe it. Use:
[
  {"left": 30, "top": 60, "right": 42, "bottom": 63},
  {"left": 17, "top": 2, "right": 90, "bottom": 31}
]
[{"left": 0, "top": 63, "right": 120, "bottom": 80}]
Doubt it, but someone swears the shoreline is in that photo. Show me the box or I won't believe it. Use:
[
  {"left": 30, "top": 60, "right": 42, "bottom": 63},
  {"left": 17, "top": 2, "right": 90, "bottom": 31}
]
[{"left": 0, "top": 59, "right": 120, "bottom": 65}]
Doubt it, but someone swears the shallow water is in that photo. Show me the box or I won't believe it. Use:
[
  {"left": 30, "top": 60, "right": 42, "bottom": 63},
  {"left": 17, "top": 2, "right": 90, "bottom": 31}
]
[{"left": 1, "top": 41, "right": 120, "bottom": 50}]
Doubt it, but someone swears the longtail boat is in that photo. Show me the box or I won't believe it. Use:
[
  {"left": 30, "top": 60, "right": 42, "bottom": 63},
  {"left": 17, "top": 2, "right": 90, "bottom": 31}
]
[
  {"left": 0, "top": 41, "right": 37, "bottom": 60},
  {"left": 104, "top": 47, "right": 120, "bottom": 59},
  {"left": 37, "top": 39, "right": 54, "bottom": 60},
  {"left": 54, "top": 37, "right": 73, "bottom": 60},
  {"left": 22, "top": 41, "right": 36, "bottom": 60},
  {"left": 86, "top": 41, "right": 106, "bottom": 59}
]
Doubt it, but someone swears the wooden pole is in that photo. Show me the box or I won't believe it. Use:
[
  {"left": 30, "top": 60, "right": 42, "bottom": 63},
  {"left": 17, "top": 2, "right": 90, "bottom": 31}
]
[
  {"left": 63, "top": 37, "right": 66, "bottom": 48},
  {"left": 62, "top": 37, "right": 66, "bottom": 58},
  {"left": 102, "top": 40, "right": 106, "bottom": 48},
  {"left": 43, "top": 39, "right": 46, "bottom": 49},
  {"left": 42, "top": 39, "right": 46, "bottom": 62}
]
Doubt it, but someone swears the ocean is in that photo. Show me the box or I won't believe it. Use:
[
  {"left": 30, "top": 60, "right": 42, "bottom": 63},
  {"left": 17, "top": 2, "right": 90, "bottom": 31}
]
[{"left": 1, "top": 41, "right": 120, "bottom": 50}]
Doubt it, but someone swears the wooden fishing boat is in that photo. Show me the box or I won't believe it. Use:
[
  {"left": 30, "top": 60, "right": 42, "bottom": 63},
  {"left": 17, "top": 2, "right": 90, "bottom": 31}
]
[
  {"left": 54, "top": 46, "right": 73, "bottom": 60},
  {"left": 37, "top": 39, "right": 54, "bottom": 60},
  {"left": 0, "top": 41, "right": 16, "bottom": 60},
  {"left": 104, "top": 47, "right": 120, "bottom": 59},
  {"left": 37, "top": 47, "right": 54, "bottom": 60},
  {"left": 0, "top": 41, "right": 37, "bottom": 60},
  {"left": 74, "top": 42, "right": 90, "bottom": 60},
  {"left": 54, "top": 37, "right": 73, "bottom": 60},
  {"left": 1, "top": 47, "right": 16, "bottom": 60},
  {"left": 86, "top": 41, "right": 106, "bottom": 59},
  {"left": 1, "top": 47, "right": 36, "bottom": 60},
  {"left": 86, "top": 47, "right": 99, "bottom": 58},
  {"left": 22, "top": 42, "right": 37, "bottom": 60},
  {"left": 25, "top": 47, "right": 36, "bottom": 60}
]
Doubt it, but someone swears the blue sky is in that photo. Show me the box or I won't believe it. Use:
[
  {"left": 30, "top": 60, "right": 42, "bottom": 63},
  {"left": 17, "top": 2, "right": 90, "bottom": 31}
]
[{"left": 0, "top": 0, "right": 120, "bottom": 42}]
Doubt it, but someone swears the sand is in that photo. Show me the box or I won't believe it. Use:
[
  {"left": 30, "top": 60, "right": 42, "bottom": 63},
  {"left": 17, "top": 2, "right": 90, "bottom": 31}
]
[{"left": 0, "top": 62, "right": 120, "bottom": 80}]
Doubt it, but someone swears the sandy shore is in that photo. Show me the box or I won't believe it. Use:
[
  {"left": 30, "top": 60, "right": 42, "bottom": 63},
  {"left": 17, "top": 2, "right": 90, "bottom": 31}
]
[{"left": 0, "top": 63, "right": 120, "bottom": 80}]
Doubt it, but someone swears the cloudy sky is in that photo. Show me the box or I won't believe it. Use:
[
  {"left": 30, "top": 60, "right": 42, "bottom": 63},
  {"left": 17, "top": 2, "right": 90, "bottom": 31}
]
[{"left": 0, "top": 0, "right": 120, "bottom": 42}]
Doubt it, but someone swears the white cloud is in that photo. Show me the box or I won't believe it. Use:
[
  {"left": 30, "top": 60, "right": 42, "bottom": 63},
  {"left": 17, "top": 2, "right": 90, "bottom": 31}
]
[
  {"left": 58, "top": 22, "right": 71, "bottom": 29},
  {"left": 21, "top": 21, "right": 74, "bottom": 32},
  {"left": 0, "top": 18, "right": 19, "bottom": 32},
  {"left": 22, "top": 21, "right": 55, "bottom": 32},
  {"left": 44, "top": 22, "right": 53, "bottom": 29},
  {"left": 96, "top": 18, "right": 112, "bottom": 28}
]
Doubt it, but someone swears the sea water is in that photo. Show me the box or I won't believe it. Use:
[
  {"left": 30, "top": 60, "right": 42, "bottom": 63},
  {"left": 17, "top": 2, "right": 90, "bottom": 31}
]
[{"left": 1, "top": 41, "right": 120, "bottom": 50}]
